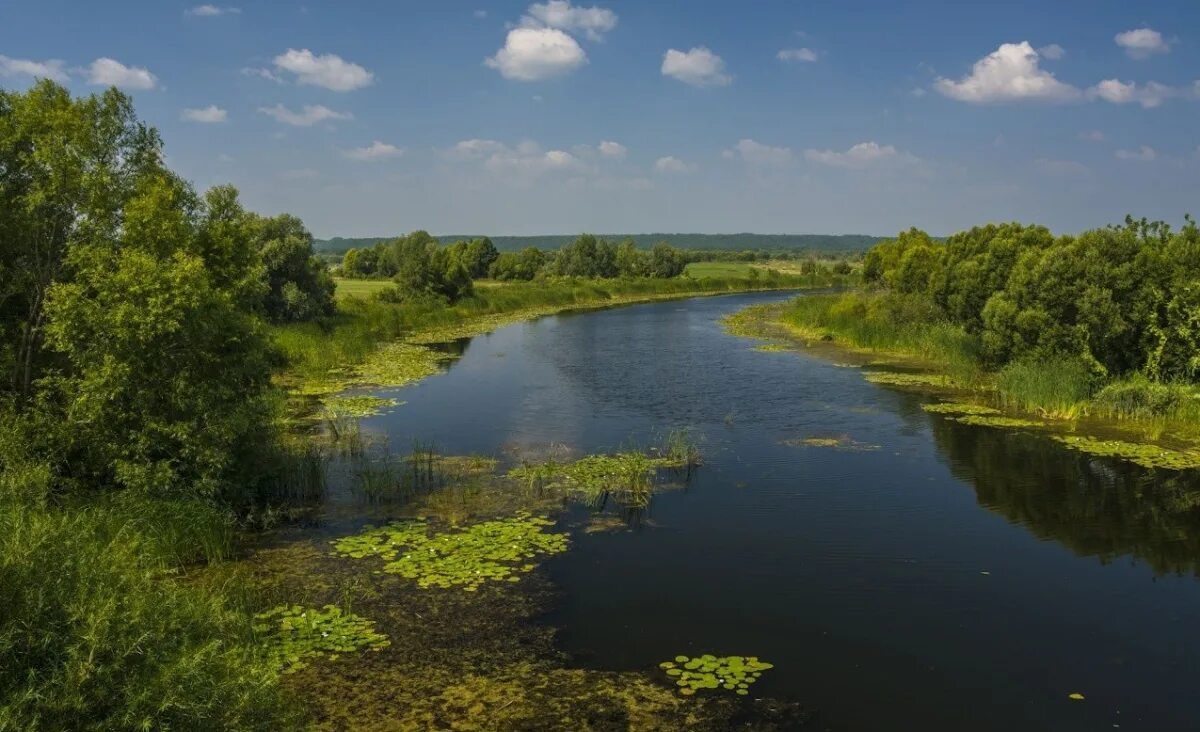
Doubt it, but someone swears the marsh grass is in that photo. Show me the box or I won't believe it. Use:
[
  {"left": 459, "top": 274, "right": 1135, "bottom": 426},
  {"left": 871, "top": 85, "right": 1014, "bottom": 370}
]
[{"left": 996, "top": 356, "right": 1094, "bottom": 419}]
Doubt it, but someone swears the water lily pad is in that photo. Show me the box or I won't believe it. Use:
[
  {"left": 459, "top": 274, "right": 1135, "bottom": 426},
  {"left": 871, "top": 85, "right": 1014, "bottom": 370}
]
[
  {"left": 1053, "top": 435, "right": 1200, "bottom": 471},
  {"left": 254, "top": 604, "right": 390, "bottom": 674},
  {"left": 658, "top": 655, "right": 774, "bottom": 697}
]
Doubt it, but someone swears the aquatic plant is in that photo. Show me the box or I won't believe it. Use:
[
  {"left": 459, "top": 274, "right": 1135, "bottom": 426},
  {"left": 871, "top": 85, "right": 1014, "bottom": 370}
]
[
  {"left": 1052, "top": 435, "right": 1200, "bottom": 471},
  {"left": 508, "top": 453, "right": 675, "bottom": 508},
  {"left": 951, "top": 415, "right": 1047, "bottom": 429},
  {"left": 921, "top": 402, "right": 1001, "bottom": 415},
  {"left": 783, "top": 436, "right": 880, "bottom": 451},
  {"left": 253, "top": 604, "right": 390, "bottom": 674},
  {"left": 752, "top": 343, "right": 790, "bottom": 353},
  {"left": 320, "top": 395, "right": 400, "bottom": 419},
  {"left": 862, "top": 371, "right": 954, "bottom": 388},
  {"left": 658, "top": 655, "right": 774, "bottom": 697},
  {"left": 331, "top": 513, "right": 568, "bottom": 591}
]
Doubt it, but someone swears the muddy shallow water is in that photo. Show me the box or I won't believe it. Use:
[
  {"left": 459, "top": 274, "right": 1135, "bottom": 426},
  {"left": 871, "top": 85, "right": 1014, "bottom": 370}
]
[{"left": 345, "top": 290, "right": 1200, "bottom": 731}]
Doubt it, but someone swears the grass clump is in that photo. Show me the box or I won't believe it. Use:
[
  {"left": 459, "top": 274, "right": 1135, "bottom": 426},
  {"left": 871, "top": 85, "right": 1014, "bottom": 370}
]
[
  {"left": 509, "top": 452, "right": 678, "bottom": 509},
  {"left": 1052, "top": 436, "right": 1200, "bottom": 471},
  {"left": 659, "top": 655, "right": 774, "bottom": 697},
  {"left": 922, "top": 402, "right": 1001, "bottom": 415},
  {"left": 996, "top": 356, "right": 1094, "bottom": 419},
  {"left": 253, "top": 604, "right": 390, "bottom": 674},
  {"left": 331, "top": 513, "right": 569, "bottom": 591}
]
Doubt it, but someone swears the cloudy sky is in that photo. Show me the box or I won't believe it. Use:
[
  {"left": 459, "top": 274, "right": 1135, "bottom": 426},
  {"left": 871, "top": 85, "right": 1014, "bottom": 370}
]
[{"left": 1, "top": 1, "right": 1197, "bottom": 238}]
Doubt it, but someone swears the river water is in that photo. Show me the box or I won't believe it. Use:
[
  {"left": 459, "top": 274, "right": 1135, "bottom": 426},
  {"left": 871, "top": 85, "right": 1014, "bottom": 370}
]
[{"left": 354, "top": 290, "right": 1200, "bottom": 731}]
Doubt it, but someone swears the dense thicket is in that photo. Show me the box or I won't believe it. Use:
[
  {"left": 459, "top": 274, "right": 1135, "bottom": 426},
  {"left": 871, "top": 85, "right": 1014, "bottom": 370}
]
[
  {"left": 0, "top": 81, "right": 311, "bottom": 728},
  {"left": 861, "top": 217, "right": 1200, "bottom": 383}
]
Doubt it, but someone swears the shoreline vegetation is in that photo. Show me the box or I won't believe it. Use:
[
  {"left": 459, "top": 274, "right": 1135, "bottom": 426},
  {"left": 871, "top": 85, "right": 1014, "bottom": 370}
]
[{"left": 723, "top": 218, "right": 1200, "bottom": 470}]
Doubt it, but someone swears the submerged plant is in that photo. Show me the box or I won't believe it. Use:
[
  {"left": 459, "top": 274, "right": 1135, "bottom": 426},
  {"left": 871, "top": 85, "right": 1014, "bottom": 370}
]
[
  {"left": 658, "top": 655, "right": 774, "bottom": 697},
  {"left": 253, "top": 604, "right": 390, "bottom": 674},
  {"left": 921, "top": 402, "right": 1001, "bottom": 415},
  {"left": 1052, "top": 435, "right": 1200, "bottom": 471},
  {"left": 331, "top": 513, "right": 568, "bottom": 591}
]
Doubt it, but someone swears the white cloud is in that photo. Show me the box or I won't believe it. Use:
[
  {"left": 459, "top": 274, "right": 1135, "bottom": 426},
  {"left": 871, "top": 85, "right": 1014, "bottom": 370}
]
[
  {"left": 661, "top": 47, "right": 732, "bottom": 87},
  {"left": 1115, "top": 146, "right": 1157, "bottom": 161},
  {"left": 345, "top": 141, "right": 404, "bottom": 161},
  {"left": 257, "top": 104, "right": 351, "bottom": 126},
  {"left": 598, "top": 140, "right": 627, "bottom": 158},
  {"left": 1079, "top": 130, "right": 1105, "bottom": 142},
  {"left": 474, "top": 9, "right": 487, "bottom": 19},
  {"left": 84, "top": 58, "right": 158, "bottom": 90},
  {"left": 724, "top": 138, "right": 793, "bottom": 166},
  {"left": 524, "top": 1, "right": 618, "bottom": 41},
  {"left": 273, "top": 49, "right": 374, "bottom": 92},
  {"left": 241, "top": 67, "right": 283, "bottom": 83},
  {"left": 934, "top": 42, "right": 1080, "bottom": 103},
  {"left": 0, "top": 55, "right": 68, "bottom": 82},
  {"left": 804, "top": 141, "right": 914, "bottom": 168},
  {"left": 446, "top": 139, "right": 583, "bottom": 176},
  {"left": 1089, "top": 78, "right": 1178, "bottom": 108},
  {"left": 653, "top": 156, "right": 696, "bottom": 174},
  {"left": 1037, "top": 44, "right": 1066, "bottom": 60},
  {"left": 486, "top": 27, "right": 587, "bottom": 81},
  {"left": 181, "top": 105, "right": 228, "bottom": 123},
  {"left": 777, "top": 48, "right": 818, "bottom": 63},
  {"left": 186, "top": 5, "right": 240, "bottom": 16},
  {"left": 1115, "top": 28, "right": 1171, "bottom": 59}
]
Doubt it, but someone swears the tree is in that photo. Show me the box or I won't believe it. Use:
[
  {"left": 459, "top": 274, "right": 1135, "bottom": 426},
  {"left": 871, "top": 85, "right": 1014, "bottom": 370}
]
[
  {"left": 615, "top": 239, "right": 648, "bottom": 277},
  {"left": 252, "top": 213, "right": 335, "bottom": 322},
  {"left": 648, "top": 242, "right": 686, "bottom": 278},
  {"left": 490, "top": 247, "right": 546, "bottom": 280}
]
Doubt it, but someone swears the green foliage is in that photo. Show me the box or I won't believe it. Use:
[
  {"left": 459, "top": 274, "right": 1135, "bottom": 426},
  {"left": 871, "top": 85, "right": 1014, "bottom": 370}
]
[
  {"left": 0, "top": 499, "right": 299, "bottom": 730},
  {"left": 331, "top": 514, "right": 569, "bottom": 591},
  {"left": 489, "top": 246, "right": 547, "bottom": 280},
  {"left": 995, "top": 356, "right": 1095, "bottom": 418},
  {"left": 252, "top": 213, "right": 335, "bottom": 323},
  {"left": 921, "top": 402, "right": 1001, "bottom": 415},
  {"left": 1052, "top": 435, "right": 1200, "bottom": 471},
  {"left": 253, "top": 604, "right": 390, "bottom": 674},
  {"left": 658, "top": 655, "right": 774, "bottom": 697}
]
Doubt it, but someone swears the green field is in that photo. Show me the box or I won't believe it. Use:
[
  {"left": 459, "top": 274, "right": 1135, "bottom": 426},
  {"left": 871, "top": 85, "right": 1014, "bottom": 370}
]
[
  {"left": 333, "top": 277, "right": 393, "bottom": 301},
  {"left": 684, "top": 262, "right": 756, "bottom": 278}
]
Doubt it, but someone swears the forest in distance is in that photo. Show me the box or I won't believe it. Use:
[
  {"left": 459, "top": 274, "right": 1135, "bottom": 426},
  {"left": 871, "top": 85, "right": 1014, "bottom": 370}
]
[{"left": 3, "top": 80, "right": 1200, "bottom": 731}]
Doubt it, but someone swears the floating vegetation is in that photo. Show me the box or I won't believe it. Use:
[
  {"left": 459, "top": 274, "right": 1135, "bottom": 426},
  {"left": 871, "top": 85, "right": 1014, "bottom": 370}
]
[
  {"left": 356, "top": 341, "right": 448, "bottom": 389},
  {"left": 751, "top": 343, "right": 790, "bottom": 353},
  {"left": 951, "top": 415, "right": 1047, "bottom": 429},
  {"left": 1052, "top": 435, "right": 1200, "bottom": 471},
  {"left": 508, "top": 450, "right": 690, "bottom": 509},
  {"left": 863, "top": 371, "right": 953, "bottom": 388},
  {"left": 922, "top": 402, "right": 1000, "bottom": 416},
  {"left": 658, "top": 655, "right": 774, "bottom": 697},
  {"left": 253, "top": 604, "right": 390, "bottom": 674},
  {"left": 331, "top": 513, "right": 568, "bottom": 591},
  {"left": 321, "top": 395, "right": 400, "bottom": 419},
  {"left": 783, "top": 436, "right": 880, "bottom": 452}
]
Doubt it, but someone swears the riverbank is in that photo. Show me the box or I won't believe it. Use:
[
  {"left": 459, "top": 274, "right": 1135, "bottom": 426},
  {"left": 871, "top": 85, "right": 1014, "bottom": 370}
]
[
  {"left": 724, "top": 293, "right": 1200, "bottom": 470},
  {"left": 273, "top": 273, "right": 847, "bottom": 407}
]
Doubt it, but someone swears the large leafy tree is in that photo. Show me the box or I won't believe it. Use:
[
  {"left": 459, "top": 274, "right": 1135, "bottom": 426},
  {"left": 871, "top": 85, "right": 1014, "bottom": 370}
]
[{"left": 252, "top": 213, "right": 335, "bottom": 322}]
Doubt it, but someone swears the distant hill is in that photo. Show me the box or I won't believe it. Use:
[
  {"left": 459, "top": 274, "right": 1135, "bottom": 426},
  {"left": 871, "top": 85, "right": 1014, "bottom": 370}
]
[{"left": 314, "top": 233, "right": 885, "bottom": 255}]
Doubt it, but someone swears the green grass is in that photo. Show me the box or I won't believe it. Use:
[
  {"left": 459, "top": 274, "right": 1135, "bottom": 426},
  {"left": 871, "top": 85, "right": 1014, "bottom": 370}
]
[
  {"left": 333, "top": 277, "right": 394, "bottom": 301},
  {"left": 684, "top": 262, "right": 756, "bottom": 278}
]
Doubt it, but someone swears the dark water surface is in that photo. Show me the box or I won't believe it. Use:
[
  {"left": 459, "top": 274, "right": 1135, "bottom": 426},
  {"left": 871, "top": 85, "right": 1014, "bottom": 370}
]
[{"left": 359, "top": 291, "right": 1200, "bottom": 731}]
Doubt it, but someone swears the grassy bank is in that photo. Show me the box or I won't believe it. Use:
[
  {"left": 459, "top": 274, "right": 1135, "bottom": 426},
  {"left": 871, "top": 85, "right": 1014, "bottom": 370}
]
[
  {"left": 276, "top": 273, "right": 847, "bottom": 400},
  {"left": 728, "top": 291, "right": 1200, "bottom": 448}
]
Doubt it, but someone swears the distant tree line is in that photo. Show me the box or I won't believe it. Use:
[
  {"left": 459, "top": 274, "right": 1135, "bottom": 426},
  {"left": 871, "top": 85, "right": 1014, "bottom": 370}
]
[{"left": 862, "top": 217, "right": 1200, "bottom": 382}]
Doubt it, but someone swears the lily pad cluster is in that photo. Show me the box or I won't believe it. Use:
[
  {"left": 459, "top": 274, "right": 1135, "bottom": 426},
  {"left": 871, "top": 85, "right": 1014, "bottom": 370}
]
[
  {"left": 321, "top": 395, "right": 400, "bottom": 418},
  {"left": 952, "top": 414, "right": 1046, "bottom": 429},
  {"left": 331, "top": 513, "right": 569, "bottom": 591},
  {"left": 658, "top": 655, "right": 773, "bottom": 697},
  {"left": 784, "top": 436, "right": 880, "bottom": 451},
  {"left": 921, "top": 402, "right": 1000, "bottom": 415},
  {"left": 863, "top": 371, "right": 953, "bottom": 388},
  {"left": 254, "top": 604, "right": 390, "bottom": 674},
  {"left": 1053, "top": 435, "right": 1200, "bottom": 470}
]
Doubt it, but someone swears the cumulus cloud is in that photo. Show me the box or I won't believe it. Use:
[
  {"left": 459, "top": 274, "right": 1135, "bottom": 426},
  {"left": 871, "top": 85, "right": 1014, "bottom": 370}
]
[
  {"left": 446, "top": 139, "right": 583, "bottom": 176},
  {"left": 1115, "top": 146, "right": 1157, "bottom": 161},
  {"left": 1037, "top": 44, "right": 1066, "bottom": 60},
  {"left": 273, "top": 49, "right": 374, "bottom": 91},
  {"left": 598, "top": 140, "right": 627, "bottom": 158},
  {"left": 804, "top": 141, "right": 915, "bottom": 168},
  {"left": 661, "top": 47, "right": 731, "bottom": 87},
  {"left": 777, "top": 48, "right": 818, "bottom": 63},
  {"left": 257, "top": 103, "right": 351, "bottom": 126},
  {"left": 84, "top": 58, "right": 158, "bottom": 90},
  {"left": 486, "top": 27, "right": 587, "bottom": 81},
  {"left": 186, "top": 5, "right": 240, "bottom": 16},
  {"left": 1089, "top": 78, "right": 1179, "bottom": 108},
  {"left": 345, "top": 141, "right": 404, "bottom": 161},
  {"left": 0, "top": 55, "right": 68, "bottom": 81},
  {"left": 1115, "top": 28, "right": 1172, "bottom": 59},
  {"left": 653, "top": 156, "right": 696, "bottom": 174},
  {"left": 934, "top": 42, "right": 1080, "bottom": 103},
  {"left": 474, "top": 9, "right": 487, "bottom": 19},
  {"left": 241, "top": 66, "right": 283, "bottom": 83},
  {"left": 723, "top": 138, "right": 793, "bottom": 166},
  {"left": 524, "top": 1, "right": 617, "bottom": 41},
  {"left": 181, "top": 105, "right": 228, "bottom": 123}
]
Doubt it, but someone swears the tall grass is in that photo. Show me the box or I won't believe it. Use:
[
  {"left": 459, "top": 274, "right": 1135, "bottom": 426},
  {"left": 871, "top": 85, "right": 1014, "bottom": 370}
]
[
  {"left": 996, "top": 356, "right": 1094, "bottom": 419},
  {"left": 0, "top": 496, "right": 301, "bottom": 730}
]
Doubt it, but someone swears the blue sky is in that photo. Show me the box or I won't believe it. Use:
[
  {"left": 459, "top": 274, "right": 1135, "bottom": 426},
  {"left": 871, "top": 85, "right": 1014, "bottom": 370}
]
[{"left": 1, "top": 1, "right": 1197, "bottom": 238}]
